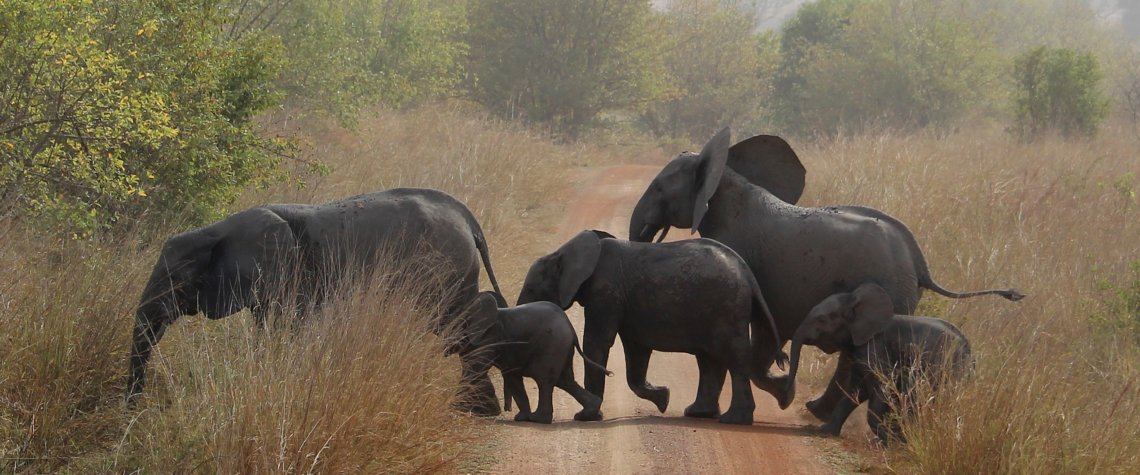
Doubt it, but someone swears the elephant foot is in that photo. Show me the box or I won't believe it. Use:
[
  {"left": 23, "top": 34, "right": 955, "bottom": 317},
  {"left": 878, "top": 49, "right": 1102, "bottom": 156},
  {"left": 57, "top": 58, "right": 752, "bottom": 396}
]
[
  {"left": 683, "top": 402, "right": 721, "bottom": 419},
  {"left": 818, "top": 421, "right": 842, "bottom": 436},
  {"left": 648, "top": 387, "right": 670, "bottom": 413},
  {"left": 527, "top": 411, "right": 554, "bottom": 424},
  {"left": 805, "top": 398, "right": 833, "bottom": 422},
  {"left": 718, "top": 407, "right": 754, "bottom": 425},
  {"left": 513, "top": 411, "right": 532, "bottom": 422},
  {"left": 574, "top": 408, "right": 603, "bottom": 422}
]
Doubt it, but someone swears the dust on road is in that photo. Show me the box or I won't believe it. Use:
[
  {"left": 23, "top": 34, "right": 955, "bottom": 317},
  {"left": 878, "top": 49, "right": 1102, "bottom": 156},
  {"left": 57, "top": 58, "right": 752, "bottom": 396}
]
[{"left": 487, "top": 165, "right": 835, "bottom": 474}]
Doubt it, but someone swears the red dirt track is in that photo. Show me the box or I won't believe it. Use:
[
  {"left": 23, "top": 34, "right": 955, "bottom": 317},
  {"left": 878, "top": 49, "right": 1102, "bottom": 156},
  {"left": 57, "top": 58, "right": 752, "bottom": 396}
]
[{"left": 489, "top": 165, "right": 834, "bottom": 474}]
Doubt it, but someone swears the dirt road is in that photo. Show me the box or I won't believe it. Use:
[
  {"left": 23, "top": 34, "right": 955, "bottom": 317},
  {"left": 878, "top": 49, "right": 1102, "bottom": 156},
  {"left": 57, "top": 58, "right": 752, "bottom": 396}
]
[{"left": 488, "top": 165, "right": 835, "bottom": 474}]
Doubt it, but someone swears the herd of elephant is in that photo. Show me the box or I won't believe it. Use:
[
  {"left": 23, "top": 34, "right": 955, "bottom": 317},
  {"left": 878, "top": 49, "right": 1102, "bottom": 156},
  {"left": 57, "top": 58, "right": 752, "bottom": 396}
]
[{"left": 125, "top": 127, "right": 1023, "bottom": 443}]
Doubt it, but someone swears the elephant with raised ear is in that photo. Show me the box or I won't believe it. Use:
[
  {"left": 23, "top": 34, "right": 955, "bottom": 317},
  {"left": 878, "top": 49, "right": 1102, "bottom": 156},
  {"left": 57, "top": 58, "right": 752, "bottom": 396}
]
[
  {"left": 517, "top": 230, "right": 784, "bottom": 425},
  {"left": 464, "top": 291, "right": 611, "bottom": 424},
  {"left": 127, "top": 188, "right": 505, "bottom": 416},
  {"left": 785, "top": 283, "right": 973, "bottom": 443},
  {"left": 628, "top": 127, "right": 1021, "bottom": 420}
]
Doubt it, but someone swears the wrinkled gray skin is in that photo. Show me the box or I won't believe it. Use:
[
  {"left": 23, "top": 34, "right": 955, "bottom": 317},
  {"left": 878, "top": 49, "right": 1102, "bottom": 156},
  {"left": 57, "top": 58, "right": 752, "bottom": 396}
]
[
  {"left": 517, "top": 230, "right": 784, "bottom": 425},
  {"left": 785, "top": 283, "right": 973, "bottom": 443},
  {"left": 465, "top": 291, "right": 610, "bottom": 424},
  {"left": 628, "top": 127, "right": 1021, "bottom": 420},
  {"left": 127, "top": 188, "right": 504, "bottom": 416}
]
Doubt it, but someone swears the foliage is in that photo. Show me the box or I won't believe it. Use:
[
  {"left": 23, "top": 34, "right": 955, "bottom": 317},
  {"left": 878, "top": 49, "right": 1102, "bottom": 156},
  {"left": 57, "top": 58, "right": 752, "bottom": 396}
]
[
  {"left": 467, "top": 0, "right": 667, "bottom": 137},
  {"left": 243, "top": 0, "right": 468, "bottom": 124},
  {"left": 642, "top": 0, "right": 779, "bottom": 142},
  {"left": 774, "top": 0, "right": 1000, "bottom": 135},
  {"left": 771, "top": 0, "right": 855, "bottom": 131},
  {"left": 1013, "top": 46, "right": 1110, "bottom": 138},
  {"left": 0, "top": 0, "right": 294, "bottom": 236}
]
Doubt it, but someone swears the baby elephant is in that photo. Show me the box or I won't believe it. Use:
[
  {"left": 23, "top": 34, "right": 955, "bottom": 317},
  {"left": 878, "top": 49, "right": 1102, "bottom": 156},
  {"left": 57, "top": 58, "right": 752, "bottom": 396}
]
[
  {"left": 466, "top": 291, "right": 611, "bottom": 424},
  {"left": 785, "top": 283, "right": 972, "bottom": 442}
]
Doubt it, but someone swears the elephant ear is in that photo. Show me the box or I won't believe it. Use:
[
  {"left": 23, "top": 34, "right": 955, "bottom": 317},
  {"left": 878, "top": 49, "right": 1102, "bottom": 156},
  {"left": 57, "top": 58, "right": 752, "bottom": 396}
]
[
  {"left": 692, "top": 127, "right": 732, "bottom": 232},
  {"left": 726, "top": 134, "right": 806, "bottom": 205},
  {"left": 202, "top": 208, "right": 297, "bottom": 318},
  {"left": 555, "top": 230, "right": 602, "bottom": 309},
  {"left": 849, "top": 283, "right": 895, "bottom": 346},
  {"left": 470, "top": 291, "right": 502, "bottom": 338}
]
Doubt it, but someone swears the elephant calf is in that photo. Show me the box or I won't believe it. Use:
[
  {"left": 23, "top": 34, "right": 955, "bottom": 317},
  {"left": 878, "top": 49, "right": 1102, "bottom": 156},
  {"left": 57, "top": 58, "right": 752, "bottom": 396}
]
[
  {"left": 466, "top": 291, "right": 611, "bottom": 424},
  {"left": 517, "top": 230, "right": 784, "bottom": 425},
  {"left": 785, "top": 283, "right": 973, "bottom": 443}
]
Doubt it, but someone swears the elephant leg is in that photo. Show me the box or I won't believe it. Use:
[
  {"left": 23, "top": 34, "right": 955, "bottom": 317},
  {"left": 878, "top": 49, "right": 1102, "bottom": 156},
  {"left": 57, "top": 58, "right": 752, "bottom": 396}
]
[
  {"left": 622, "top": 340, "right": 669, "bottom": 413},
  {"left": 506, "top": 373, "right": 533, "bottom": 422},
  {"left": 684, "top": 354, "right": 725, "bottom": 419},
  {"left": 720, "top": 366, "right": 757, "bottom": 425},
  {"left": 456, "top": 356, "right": 500, "bottom": 417},
  {"left": 807, "top": 352, "right": 855, "bottom": 422},
  {"left": 719, "top": 338, "right": 757, "bottom": 425},
  {"left": 819, "top": 368, "right": 866, "bottom": 435},
  {"left": 528, "top": 382, "right": 555, "bottom": 424},
  {"left": 867, "top": 394, "right": 902, "bottom": 444},
  {"left": 581, "top": 313, "right": 618, "bottom": 403},
  {"left": 558, "top": 365, "right": 602, "bottom": 422}
]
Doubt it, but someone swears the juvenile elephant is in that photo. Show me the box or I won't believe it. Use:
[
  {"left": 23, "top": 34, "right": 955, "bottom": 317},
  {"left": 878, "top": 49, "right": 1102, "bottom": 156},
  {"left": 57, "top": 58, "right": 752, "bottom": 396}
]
[
  {"left": 517, "top": 230, "right": 784, "bottom": 425},
  {"left": 628, "top": 127, "right": 1020, "bottom": 419},
  {"left": 785, "top": 283, "right": 974, "bottom": 442},
  {"left": 465, "top": 291, "right": 611, "bottom": 424},
  {"left": 127, "top": 188, "right": 505, "bottom": 415}
]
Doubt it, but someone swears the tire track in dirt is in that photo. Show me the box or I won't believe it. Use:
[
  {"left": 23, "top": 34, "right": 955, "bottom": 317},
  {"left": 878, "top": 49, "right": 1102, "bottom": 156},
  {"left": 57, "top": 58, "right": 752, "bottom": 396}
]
[{"left": 489, "top": 165, "right": 834, "bottom": 474}]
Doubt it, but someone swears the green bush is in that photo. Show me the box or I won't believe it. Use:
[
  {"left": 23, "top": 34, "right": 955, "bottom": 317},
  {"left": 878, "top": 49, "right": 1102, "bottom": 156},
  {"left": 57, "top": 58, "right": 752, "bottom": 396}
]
[
  {"left": 0, "top": 0, "right": 294, "bottom": 235},
  {"left": 642, "top": 0, "right": 779, "bottom": 142},
  {"left": 467, "top": 0, "right": 667, "bottom": 137},
  {"left": 773, "top": 0, "right": 1000, "bottom": 135},
  {"left": 1013, "top": 46, "right": 1110, "bottom": 138}
]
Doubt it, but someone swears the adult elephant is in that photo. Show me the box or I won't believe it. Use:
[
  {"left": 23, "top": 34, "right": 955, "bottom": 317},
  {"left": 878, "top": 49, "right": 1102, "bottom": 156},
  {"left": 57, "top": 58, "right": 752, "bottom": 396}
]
[
  {"left": 126, "top": 188, "right": 505, "bottom": 416},
  {"left": 628, "top": 127, "right": 1022, "bottom": 419}
]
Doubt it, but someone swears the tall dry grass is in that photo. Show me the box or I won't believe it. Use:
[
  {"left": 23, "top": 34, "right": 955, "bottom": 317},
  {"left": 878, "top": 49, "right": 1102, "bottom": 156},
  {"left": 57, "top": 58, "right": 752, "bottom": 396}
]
[
  {"left": 0, "top": 105, "right": 601, "bottom": 472},
  {"left": 790, "top": 124, "right": 1140, "bottom": 472}
]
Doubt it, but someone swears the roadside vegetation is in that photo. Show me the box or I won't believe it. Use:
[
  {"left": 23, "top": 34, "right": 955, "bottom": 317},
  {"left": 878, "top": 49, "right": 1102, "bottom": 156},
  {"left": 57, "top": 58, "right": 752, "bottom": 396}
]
[{"left": 2, "top": 0, "right": 1138, "bottom": 472}]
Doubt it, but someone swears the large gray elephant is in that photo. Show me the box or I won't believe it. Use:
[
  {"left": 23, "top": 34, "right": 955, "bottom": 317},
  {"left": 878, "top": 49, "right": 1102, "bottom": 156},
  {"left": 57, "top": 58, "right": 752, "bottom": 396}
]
[
  {"left": 465, "top": 291, "right": 611, "bottom": 424},
  {"left": 517, "top": 230, "right": 784, "bottom": 425},
  {"left": 785, "top": 283, "right": 974, "bottom": 442},
  {"left": 628, "top": 127, "right": 1021, "bottom": 419},
  {"left": 127, "top": 188, "right": 505, "bottom": 415}
]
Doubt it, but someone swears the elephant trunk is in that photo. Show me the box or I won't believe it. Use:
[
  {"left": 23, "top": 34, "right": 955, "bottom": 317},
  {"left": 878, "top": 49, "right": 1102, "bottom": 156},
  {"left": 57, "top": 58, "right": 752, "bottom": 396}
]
[
  {"left": 785, "top": 330, "right": 808, "bottom": 408},
  {"left": 628, "top": 194, "right": 659, "bottom": 242},
  {"left": 126, "top": 305, "right": 170, "bottom": 406}
]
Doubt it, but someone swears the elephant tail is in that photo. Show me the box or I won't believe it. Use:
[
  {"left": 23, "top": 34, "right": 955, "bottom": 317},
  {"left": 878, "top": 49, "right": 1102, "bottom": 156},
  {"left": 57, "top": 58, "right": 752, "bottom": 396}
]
[
  {"left": 839, "top": 205, "right": 1026, "bottom": 303},
  {"left": 573, "top": 335, "right": 613, "bottom": 376},
  {"left": 748, "top": 274, "right": 784, "bottom": 368},
  {"left": 472, "top": 228, "right": 505, "bottom": 301}
]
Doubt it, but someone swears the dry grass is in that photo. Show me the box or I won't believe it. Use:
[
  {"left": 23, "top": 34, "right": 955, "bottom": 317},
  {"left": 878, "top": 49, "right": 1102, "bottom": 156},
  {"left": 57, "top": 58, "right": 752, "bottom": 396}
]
[
  {"left": 789, "top": 124, "right": 1140, "bottom": 473},
  {"left": 0, "top": 105, "right": 592, "bottom": 472}
]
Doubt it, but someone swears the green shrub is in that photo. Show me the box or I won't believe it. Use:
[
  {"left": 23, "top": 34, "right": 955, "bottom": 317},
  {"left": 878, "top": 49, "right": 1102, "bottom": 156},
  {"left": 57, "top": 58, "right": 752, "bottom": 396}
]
[
  {"left": 1013, "top": 46, "right": 1110, "bottom": 138},
  {"left": 0, "top": 0, "right": 295, "bottom": 236}
]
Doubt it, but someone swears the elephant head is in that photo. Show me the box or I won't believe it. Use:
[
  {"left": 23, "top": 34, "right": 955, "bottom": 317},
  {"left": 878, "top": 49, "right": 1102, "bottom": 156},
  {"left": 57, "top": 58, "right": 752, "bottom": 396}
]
[
  {"left": 784, "top": 283, "right": 895, "bottom": 405},
  {"left": 629, "top": 127, "right": 807, "bottom": 242},
  {"left": 517, "top": 230, "right": 613, "bottom": 308},
  {"left": 127, "top": 208, "right": 298, "bottom": 403}
]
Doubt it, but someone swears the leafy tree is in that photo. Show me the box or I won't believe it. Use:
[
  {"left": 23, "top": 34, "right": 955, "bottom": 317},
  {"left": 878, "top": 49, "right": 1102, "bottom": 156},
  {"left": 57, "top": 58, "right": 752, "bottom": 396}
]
[
  {"left": 771, "top": 0, "right": 855, "bottom": 130},
  {"left": 1013, "top": 46, "right": 1110, "bottom": 138},
  {"left": 0, "top": 0, "right": 293, "bottom": 235},
  {"left": 642, "top": 0, "right": 779, "bottom": 141},
  {"left": 773, "top": 0, "right": 1001, "bottom": 135},
  {"left": 243, "top": 0, "right": 468, "bottom": 124},
  {"left": 467, "top": 0, "right": 667, "bottom": 137}
]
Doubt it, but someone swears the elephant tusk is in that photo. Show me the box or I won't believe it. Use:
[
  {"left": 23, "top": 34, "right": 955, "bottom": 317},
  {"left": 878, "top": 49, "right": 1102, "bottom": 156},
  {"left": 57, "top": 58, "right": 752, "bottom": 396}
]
[{"left": 639, "top": 224, "right": 654, "bottom": 241}]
